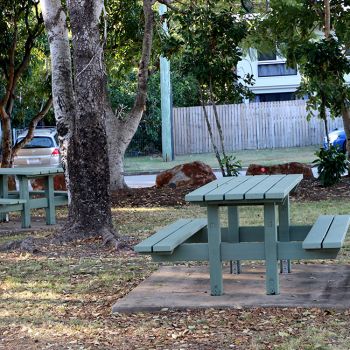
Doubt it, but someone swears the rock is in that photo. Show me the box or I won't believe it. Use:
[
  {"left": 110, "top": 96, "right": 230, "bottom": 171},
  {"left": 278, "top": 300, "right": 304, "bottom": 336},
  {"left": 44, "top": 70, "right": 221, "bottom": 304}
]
[
  {"left": 156, "top": 161, "right": 216, "bottom": 188},
  {"left": 31, "top": 174, "right": 67, "bottom": 190},
  {"left": 246, "top": 162, "right": 314, "bottom": 178}
]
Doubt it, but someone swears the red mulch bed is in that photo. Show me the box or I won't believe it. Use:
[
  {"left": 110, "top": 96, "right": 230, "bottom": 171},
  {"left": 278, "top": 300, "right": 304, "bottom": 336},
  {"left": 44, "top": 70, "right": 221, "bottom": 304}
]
[{"left": 111, "top": 177, "right": 350, "bottom": 207}]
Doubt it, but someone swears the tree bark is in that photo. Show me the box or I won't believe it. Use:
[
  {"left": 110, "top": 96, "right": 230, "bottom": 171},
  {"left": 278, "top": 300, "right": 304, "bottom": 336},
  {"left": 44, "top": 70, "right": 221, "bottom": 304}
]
[
  {"left": 66, "top": 0, "right": 116, "bottom": 243},
  {"left": 341, "top": 106, "right": 350, "bottom": 165},
  {"left": 40, "top": 0, "right": 74, "bottom": 172},
  {"left": 41, "top": 0, "right": 117, "bottom": 245},
  {"left": 199, "top": 87, "right": 225, "bottom": 176},
  {"left": 106, "top": 0, "right": 154, "bottom": 190}
]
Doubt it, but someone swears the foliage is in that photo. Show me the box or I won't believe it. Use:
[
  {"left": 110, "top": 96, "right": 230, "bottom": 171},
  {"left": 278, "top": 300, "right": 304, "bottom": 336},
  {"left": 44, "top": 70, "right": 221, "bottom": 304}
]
[
  {"left": 219, "top": 154, "right": 242, "bottom": 176},
  {"left": 0, "top": 1, "right": 52, "bottom": 128},
  {"left": 163, "top": 0, "right": 254, "bottom": 103},
  {"left": 295, "top": 37, "right": 350, "bottom": 121},
  {"left": 313, "top": 145, "right": 349, "bottom": 187},
  {"left": 162, "top": 1, "right": 253, "bottom": 173}
]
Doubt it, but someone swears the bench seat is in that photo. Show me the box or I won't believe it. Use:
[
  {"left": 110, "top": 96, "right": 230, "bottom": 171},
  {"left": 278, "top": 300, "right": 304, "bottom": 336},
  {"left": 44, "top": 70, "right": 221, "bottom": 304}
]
[
  {"left": 134, "top": 218, "right": 207, "bottom": 254},
  {"left": 0, "top": 198, "right": 27, "bottom": 214},
  {"left": 302, "top": 215, "right": 350, "bottom": 250}
]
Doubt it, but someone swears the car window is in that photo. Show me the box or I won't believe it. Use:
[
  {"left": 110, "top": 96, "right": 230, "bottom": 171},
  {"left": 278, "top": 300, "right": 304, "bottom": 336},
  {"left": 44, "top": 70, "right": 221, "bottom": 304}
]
[{"left": 17, "top": 136, "right": 54, "bottom": 148}]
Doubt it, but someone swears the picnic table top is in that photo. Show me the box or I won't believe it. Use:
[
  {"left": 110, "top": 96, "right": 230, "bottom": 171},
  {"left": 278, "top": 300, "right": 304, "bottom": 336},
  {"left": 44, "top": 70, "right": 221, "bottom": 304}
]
[
  {"left": 185, "top": 174, "right": 303, "bottom": 203},
  {"left": 0, "top": 167, "right": 64, "bottom": 176}
]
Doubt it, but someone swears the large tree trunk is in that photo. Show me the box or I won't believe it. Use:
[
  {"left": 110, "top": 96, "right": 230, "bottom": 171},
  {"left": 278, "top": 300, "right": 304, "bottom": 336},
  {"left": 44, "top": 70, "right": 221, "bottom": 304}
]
[
  {"left": 66, "top": 0, "right": 116, "bottom": 243},
  {"left": 40, "top": 0, "right": 74, "bottom": 173},
  {"left": 41, "top": 0, "right": 117, "bottom": 245},
  {"left": 106, "top": 0, "right": 154, "bottom": 190}
]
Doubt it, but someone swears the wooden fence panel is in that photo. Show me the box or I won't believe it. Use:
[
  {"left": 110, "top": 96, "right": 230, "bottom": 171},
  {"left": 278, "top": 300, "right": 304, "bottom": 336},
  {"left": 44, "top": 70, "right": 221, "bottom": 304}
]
[{"left": 172, "top": 100, "right": 344, "bottom": 155}]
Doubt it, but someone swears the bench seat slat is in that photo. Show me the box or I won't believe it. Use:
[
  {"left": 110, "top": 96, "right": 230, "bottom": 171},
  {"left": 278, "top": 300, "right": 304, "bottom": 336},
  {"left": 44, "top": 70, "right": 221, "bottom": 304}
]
[
  {"left": 134, "top": 219, "right": 193, "bottom": 253},
  {"left": 0, "top": 198, "right": 26, "bottom": 205},
  {"left": 322, "top": 215, "right": 350, "bottom": 249},
  {"left": 302, "top": 215, "right": 334, "bottom": 249},
  {"left": 153, "top": 218, "right": 207, "bottom": 253}
]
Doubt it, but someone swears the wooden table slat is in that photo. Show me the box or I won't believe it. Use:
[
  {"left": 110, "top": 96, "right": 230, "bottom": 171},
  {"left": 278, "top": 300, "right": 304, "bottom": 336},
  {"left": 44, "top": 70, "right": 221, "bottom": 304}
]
[
  {"left": 204, "top": 177, "right": 250, "bottom": 201},
  {"left": 0, "top": 167, "right": 64, "bottom": 176},
  {"left": 265, "top": 174, "right": 303, "bottom": 199},
  {"left": 224, "top": 175, "right": 269, "bottom": 200},
  {"left": 245, "top": 175, "right": 286, "bottom": 200},
  {"left": 185, "top": 177, "right": 234, "bottom": 202}
]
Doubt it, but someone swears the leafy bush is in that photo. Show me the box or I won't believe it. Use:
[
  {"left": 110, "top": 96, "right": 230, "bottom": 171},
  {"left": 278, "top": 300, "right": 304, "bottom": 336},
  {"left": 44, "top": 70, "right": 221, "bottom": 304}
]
[
  {"left": 313, "top": 145, "right": 349, "bottom": 187},
  {"left": 219, "top": 155, "right": 242, "bottom": 177}
]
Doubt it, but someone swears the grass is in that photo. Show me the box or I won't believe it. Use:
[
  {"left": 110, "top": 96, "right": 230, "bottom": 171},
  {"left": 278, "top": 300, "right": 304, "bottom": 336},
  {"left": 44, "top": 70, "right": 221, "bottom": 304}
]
[
  {"left": 124, "top": 145, "right": 319, "bottom": 173},
  {"left": 1, "top": 200, "right": 350, "bottom": 349}
]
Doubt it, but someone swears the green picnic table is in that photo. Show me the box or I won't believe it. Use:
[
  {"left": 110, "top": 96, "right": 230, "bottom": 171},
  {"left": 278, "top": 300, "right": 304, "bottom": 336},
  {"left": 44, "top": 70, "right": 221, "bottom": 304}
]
[
  {"left": 135, "top": 174, "right": 350, "bottom": 296},
  {"left": 0, "top": 167, "right": 68, "bottom": 228}
]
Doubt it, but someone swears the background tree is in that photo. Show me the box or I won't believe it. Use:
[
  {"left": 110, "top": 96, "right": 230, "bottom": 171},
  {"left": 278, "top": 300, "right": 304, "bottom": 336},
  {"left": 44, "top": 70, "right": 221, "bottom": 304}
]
[
  {"left": 246, "top": 0, "right": 350, "bottom": 160},
  {"left": 0, "top": 0, "right": 52, "bottom": 167},
  {"left": 163, "top": 0, "right": 254, "bottom": 176},
  {"left": 41, "top": 0, "right": 117, "bottom": 245}
]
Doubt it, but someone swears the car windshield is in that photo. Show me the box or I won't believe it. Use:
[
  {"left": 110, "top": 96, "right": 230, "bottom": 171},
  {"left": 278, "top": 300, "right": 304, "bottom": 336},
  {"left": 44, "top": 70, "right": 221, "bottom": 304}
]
[{"left": 17, "top": 136, "right": 54, "bottom": 148}]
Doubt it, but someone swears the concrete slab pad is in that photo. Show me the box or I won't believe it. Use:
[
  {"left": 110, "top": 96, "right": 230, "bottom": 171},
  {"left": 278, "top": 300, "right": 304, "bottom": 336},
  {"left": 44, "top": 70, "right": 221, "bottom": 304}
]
[{"left": 112, "top": 264, "right": 350, "bottom": 313}]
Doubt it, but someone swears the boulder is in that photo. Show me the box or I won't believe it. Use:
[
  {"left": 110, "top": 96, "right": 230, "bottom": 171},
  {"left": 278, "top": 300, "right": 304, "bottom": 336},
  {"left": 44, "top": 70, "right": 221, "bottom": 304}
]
[
  {"left": 31, "top": 174, "right": 67, "bottom": 190},
  {"left": 246, "top": 162, "right": 314, "bottom": 179},
  {"left": 156, "top": 161, "right": 216, "bottom": 188}
]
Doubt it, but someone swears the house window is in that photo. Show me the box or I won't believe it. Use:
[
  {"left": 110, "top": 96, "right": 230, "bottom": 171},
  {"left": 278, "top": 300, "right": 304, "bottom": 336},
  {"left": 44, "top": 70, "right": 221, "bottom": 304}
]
[
  {"left": 258, "top": 63, "right": 297, "bottom": 77},
  {"left": 254, "top": 92, "right": 296, "bottom": 102},
  {"left": 258, "top": 51, "right": 276, "bottom": 61},
  {"left": 257, "top": 50, "right": 297, "bottom": 77}
]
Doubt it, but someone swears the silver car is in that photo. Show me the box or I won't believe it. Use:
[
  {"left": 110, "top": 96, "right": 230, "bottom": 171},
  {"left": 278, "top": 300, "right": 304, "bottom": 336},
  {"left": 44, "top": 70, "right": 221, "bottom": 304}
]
[{"left": 13, "top": 128, "right": 61, "bottom": 168}]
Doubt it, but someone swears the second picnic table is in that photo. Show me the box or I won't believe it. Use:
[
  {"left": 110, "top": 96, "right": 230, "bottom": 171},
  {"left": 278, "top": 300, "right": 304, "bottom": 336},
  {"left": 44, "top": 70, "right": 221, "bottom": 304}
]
[{"left": 0, "top": 167, "right": 68, "bottom": 228}]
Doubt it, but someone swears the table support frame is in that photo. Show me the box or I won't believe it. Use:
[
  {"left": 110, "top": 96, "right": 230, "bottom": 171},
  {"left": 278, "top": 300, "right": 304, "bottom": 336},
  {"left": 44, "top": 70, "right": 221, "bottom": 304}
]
[{"left": 207, "top": 205, "right": 223, "bottom": 296}]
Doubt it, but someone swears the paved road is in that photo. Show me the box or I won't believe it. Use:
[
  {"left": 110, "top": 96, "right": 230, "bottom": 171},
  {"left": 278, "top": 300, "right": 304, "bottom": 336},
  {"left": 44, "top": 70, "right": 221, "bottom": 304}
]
[{"left": 125, "top": 169, "right": 320, "bottom": 188}]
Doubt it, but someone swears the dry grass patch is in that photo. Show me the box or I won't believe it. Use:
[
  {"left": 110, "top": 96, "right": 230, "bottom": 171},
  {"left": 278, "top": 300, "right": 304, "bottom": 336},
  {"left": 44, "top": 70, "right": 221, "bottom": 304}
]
[{"left": 0, "top": 200, "right": 350, "bottom": 349}]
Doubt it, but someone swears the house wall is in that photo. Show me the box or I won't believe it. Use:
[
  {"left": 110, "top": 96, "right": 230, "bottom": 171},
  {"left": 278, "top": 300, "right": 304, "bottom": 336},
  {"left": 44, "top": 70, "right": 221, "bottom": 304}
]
[{"left": 237, "top": 49, "right": 350, "bottom": 98}]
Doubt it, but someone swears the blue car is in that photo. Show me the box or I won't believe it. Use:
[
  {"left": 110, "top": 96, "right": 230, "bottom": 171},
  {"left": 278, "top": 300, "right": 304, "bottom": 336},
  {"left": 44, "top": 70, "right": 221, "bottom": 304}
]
[{"left": 323, "top": 128, "right": 346, "bottom": 152}]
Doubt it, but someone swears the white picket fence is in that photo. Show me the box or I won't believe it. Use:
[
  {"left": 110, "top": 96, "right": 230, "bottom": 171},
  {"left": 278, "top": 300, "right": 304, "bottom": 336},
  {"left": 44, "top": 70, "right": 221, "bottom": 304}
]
[{"left": 173, "top": 100, "right": 344, "bottom": 155}]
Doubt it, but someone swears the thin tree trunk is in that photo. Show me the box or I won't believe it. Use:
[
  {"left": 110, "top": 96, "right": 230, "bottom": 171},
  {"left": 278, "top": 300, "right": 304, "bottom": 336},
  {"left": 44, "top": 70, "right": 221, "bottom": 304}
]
[
  {"left": 106, "top": 0, "right": 154, "bottom": 190},
  {"left": 199, "top": 87, "right": 225, "bottom": 176},
  {"left": 0, "top": 112, "right": 12, "bottom": 168},
  {"left": 324, "top": 0, "right": 331, "bottom": 38},
  {"left": 208, "top": 79, "right": 231, "bottom": 175}
]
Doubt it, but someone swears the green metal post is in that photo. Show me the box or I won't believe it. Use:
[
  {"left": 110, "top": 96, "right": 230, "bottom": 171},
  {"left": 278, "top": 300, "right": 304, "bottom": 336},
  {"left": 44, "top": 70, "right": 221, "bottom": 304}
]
[
  {"left": 264, "top": 203, "right": 280, "bottom": 295},
  {"left": 228, "top": 206, "right": 241, "bottom": 274},
  {"left": 279, "top": 196, "right": 291, "bottom": 273},
  {"left": 159, "top": 4, "right": 174, "bottom": 162},
  {"left": 207, "top": 205, "right": 223, "bottom": 296}
]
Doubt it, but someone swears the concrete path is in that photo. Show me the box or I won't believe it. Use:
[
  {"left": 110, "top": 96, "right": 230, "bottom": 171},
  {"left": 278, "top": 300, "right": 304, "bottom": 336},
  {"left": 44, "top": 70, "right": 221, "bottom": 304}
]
[{"left": 112, "top": 264, "right": 350, "bottom": 313}]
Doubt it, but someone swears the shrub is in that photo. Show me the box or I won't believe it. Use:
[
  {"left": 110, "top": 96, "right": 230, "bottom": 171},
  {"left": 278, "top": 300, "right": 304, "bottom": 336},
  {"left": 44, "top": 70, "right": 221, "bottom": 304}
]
[{"left": 313, "top": 145, "right": 349, "bottom": 187}]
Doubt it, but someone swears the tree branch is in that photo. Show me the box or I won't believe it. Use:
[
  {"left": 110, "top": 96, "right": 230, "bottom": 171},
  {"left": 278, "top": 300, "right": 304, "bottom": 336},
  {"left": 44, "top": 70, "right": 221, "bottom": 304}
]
[
  {"left": 12, "top": 96, "right": 53, "bottom": 158},
  {"left": 157, "top": 0, "right": 185, "bottom": 13}
]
